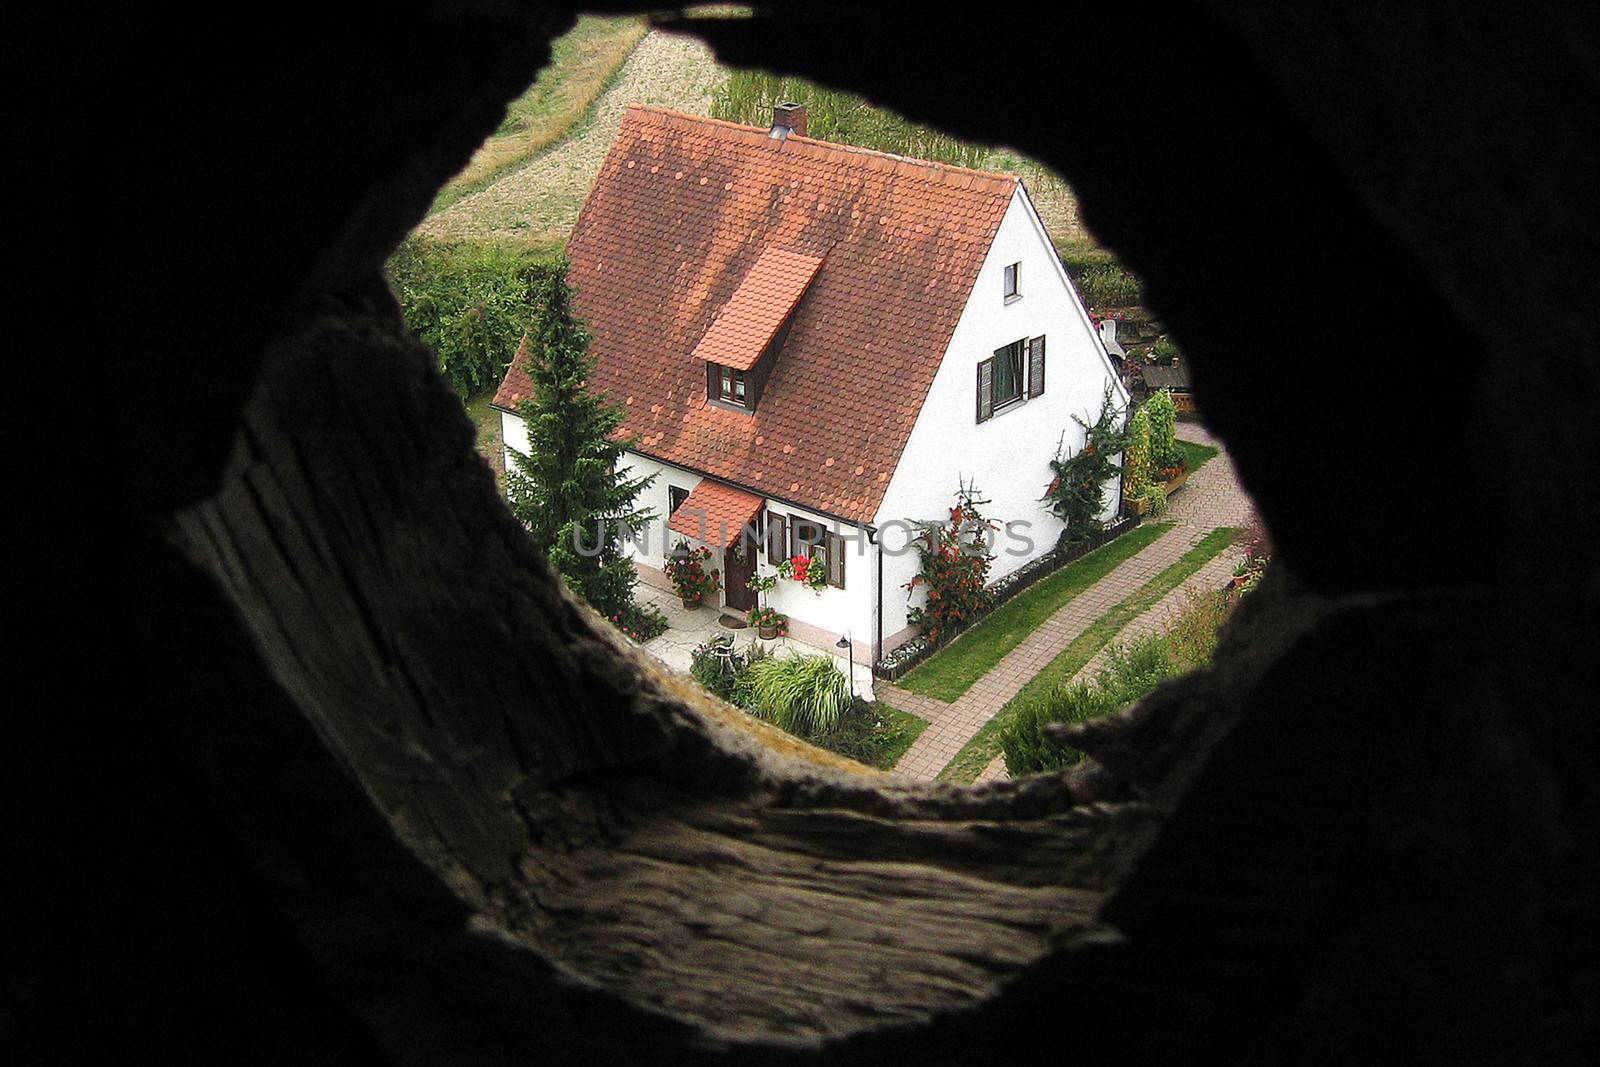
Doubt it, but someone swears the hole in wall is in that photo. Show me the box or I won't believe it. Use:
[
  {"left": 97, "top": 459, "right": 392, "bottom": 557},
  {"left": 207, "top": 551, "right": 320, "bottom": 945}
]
[{"left": 384, "top": 8, "right": 1269, "bottom": 795}]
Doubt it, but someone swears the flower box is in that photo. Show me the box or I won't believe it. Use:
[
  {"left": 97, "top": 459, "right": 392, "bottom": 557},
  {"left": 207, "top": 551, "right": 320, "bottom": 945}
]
[{"left": 1160, "top": 467, "right": 1189, "bottom": 495}]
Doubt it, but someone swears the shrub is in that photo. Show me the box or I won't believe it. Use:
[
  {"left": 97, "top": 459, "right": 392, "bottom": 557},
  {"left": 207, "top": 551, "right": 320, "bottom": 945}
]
[
  {"left": 904, "top": 482, "right": 997, "bottom": 644},
  {"left": 742, "top": 652, "right": 850, "bottom": 735},
  {"left": 1001, "top": 681, "right": 1119, "bottom": 774},
  {"left": 1000, "top": 586, "right": 1231, "bottom": 775},
  {"left": 611, "top": 601, "right": 667, "bottom": 643},
  {"left": 1125, "top": 408, "right": 1152, "bottom": 500},
  {"left": 1044, "top": 389, "right": 1132, "bottom": 546},
  {"left": 1144, "top": 389, "right": 1183, "bottom": 471},
  {"left": 1074, "top": 263, "right": 1144, "bottom": 309},
  {"left": 690, "top": 637, "right": 761, "bottom": 703},
  {"left": 386, "top": 236, "right": 561, "bottom": 396},
  {"left": 665, "top": 540, "right": 720, "bottom": 602}
]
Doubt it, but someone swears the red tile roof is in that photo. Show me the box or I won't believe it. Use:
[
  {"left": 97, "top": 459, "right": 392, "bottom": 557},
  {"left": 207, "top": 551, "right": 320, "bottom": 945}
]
[
  {"left": 666, "top": 479, "right": 765, "bottom": 548},
  {"left": 494, "top": 105, "right": 1018, "bottom": 523},
  {"left": 689, "top": 247, "right": 824, "bottom": 371}
]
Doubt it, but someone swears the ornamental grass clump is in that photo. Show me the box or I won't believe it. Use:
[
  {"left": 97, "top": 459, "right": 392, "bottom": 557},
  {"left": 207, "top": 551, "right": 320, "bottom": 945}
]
[{"left": 742, "top": 652, "right": 850, "bottom": 735}]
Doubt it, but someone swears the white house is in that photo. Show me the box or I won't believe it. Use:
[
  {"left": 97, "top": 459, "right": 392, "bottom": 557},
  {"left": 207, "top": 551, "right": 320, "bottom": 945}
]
[{"left": 494, "top": 104, "right": 1128, "bottom": 666}]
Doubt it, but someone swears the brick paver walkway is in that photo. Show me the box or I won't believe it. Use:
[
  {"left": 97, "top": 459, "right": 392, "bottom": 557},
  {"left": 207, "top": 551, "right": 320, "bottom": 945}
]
[{"left": 883, "top": 422, "right": 1257, "bottom": 782}]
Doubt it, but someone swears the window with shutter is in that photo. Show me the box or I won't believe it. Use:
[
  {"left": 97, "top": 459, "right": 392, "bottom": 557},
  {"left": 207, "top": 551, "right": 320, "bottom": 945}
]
[
  {"left": 790, "top": 516, "right": 825, "bottom": 558},
  {"left": 766, "top": 512, "right": 787, "bottom": 560},
  {"left": 824, "top": 531, "right": 846, "bottom": 588},
  {"left": 1027, "top": 335, "right": 1046, "bottom": 397},
  {"left": 992, "top": 340, "right": 1024, "bottom": 409},
  {"left": 976, "top": 358, "right": 994, "bottom": 423}
]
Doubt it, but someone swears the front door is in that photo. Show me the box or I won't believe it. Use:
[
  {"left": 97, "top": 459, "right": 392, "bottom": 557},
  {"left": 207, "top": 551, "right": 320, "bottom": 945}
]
[{"left": 723, "top": 530, "right": 756, "bottom": 611}]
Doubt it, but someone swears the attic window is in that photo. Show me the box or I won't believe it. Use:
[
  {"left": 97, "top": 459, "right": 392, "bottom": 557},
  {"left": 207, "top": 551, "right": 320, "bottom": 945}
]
[
  {"left": 718, "top": 366, "right": 747, "bottom": 404},
  {"left": 1004, "top": 262, "right": 1020, "bottom": 301}
]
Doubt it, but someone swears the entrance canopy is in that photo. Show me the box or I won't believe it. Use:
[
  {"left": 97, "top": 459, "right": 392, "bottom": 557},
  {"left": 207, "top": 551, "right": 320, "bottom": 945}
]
[{"left": 666, "top": 479, "right": 764, "bottom": 549}]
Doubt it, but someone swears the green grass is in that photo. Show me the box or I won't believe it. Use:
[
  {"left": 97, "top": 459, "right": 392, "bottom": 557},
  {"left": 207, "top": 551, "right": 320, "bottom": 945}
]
[
  {"left": 1177, "top": 438, "right": 1219, "bottom": 474},
  {"left": 428, "top": 15, "right": 646, "bottom": 214},
  {"left": 863, "top": 705, "right": 930, "bottom": 770},
  {"left": 897, "top": 523, "right": 1173, "bottom": 702},
  {"left": 463, "top": 392, "right": 505, "bottom": 490},
  {"left": 935, "top": 526, "right": 1239, "bottom": 783}
]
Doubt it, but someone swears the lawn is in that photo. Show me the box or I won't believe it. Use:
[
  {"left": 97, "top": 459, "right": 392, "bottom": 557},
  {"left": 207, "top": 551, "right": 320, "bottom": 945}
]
[
  {"left": 896, "top": 523, "right": 1173, "bottom": 703},
  {"left": 428, "top": 15, "right": 646, "bottom": 214},
  {"left": 464, "top": 392, "right": 505, "bottom": 492},
  {"left": 855, "top": 705, "right": 930, "bottom": 771},
  {"left": 935, "top": 526, "right": 1240, "bottom": 783},
  {"left": 1177, "top": 438, "right": 1219, "bottom": 474}
]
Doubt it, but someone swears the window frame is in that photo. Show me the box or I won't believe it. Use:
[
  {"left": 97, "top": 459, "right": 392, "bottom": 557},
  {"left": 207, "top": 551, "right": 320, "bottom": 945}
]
[
  {"left": 717, "top": 366, "right": 748, "bottom": 404},
  {"left": 1003, "top": 261, "right": 1020, "bottom": 302},
  {"left": 787, "top": 515, "right": 845, "bottom": 589},
  {"left": 668, "top": 485, "right": 690, "bottom": 515},
  {"left": 991, "top": 339, "right": 1026, "bottom": 411},
  {"left": 976, "top": 334, "right": 1046, "bottom": 424}
]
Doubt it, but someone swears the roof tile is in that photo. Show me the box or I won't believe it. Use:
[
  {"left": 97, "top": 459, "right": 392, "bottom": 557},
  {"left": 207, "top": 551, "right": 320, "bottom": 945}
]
[{"left": 494, "top": 105, "right": 1016, "bottom": 523}]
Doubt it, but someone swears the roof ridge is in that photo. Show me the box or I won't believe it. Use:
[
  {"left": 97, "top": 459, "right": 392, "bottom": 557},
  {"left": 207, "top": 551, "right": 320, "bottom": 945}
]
[{"left": 622, "top": 104, "right": 1020, "bottom": 191}]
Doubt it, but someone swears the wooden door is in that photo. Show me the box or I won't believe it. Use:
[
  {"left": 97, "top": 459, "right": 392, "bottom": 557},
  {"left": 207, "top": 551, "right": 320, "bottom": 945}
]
[{"left": 723, "top": 531, "right": 756, "bottom": 611}]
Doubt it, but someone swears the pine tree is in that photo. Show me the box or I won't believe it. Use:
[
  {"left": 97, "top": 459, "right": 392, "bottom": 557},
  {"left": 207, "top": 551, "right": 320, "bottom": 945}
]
[{"left": 506, "top": 258, "right": 655, "bottom": 619}]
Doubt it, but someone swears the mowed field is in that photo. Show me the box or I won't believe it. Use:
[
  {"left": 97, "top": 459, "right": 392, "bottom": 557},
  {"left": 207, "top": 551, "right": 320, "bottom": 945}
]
[{"left": 415, "top": 27, "right": 1087, "bottom": 251}]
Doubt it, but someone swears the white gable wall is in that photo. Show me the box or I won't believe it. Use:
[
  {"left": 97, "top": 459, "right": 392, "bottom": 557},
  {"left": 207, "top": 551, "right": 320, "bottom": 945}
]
[{"left": 874, "top": 185, "right": 1128, "bottom": 640}]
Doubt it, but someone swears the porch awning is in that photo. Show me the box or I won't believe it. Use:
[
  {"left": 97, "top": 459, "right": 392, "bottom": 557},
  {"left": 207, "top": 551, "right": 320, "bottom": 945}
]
[{"left": 667, "top": 479, "right": 764, "bottom": 549}]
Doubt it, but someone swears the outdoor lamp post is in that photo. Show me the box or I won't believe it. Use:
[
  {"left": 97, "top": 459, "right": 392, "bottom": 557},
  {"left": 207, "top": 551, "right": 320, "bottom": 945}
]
[{"left": 836, "top": 632, "right": 855, "bottom": 702}]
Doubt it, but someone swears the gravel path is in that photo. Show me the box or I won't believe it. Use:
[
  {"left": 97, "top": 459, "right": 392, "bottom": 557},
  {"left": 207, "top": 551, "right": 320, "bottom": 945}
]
[{"left": 418, "top": 30, "right": 722, "bottom": 246}]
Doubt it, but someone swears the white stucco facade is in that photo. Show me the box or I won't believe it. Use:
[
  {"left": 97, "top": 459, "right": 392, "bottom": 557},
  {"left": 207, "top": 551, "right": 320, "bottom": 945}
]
[
  {"left": 499, "top": 186, "right": 1126, "bottom": 664},
  {"left": 874, "top": 185, "right": 1128, "bottom": 644}
]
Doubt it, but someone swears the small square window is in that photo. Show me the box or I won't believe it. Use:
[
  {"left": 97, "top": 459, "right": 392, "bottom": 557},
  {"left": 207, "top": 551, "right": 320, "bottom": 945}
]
[{"left": 1003, "top": 262, "right": 1019, "bottom": 300}]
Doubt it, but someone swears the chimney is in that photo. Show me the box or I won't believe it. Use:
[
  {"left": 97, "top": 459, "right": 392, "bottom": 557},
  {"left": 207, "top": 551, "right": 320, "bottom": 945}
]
[{"left": 770, "top": 101, "right": 807, "bottom": 139}]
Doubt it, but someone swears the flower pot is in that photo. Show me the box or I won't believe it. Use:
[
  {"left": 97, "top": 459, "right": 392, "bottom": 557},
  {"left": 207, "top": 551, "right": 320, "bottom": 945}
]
[
  {"left": 1160, "top": 467, "right": 1189, "bottom": 494},
  {"left": 681, "top": 595, "right": 702, "bottom": 610},
  {"left": 1128, "top": 495, "right": 1151, "bottom": 517},
  {"left": 758, "top": 624, "right": 780, "bottom": 640}
]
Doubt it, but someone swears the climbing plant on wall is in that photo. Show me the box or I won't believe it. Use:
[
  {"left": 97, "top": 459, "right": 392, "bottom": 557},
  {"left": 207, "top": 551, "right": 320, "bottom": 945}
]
[
  {"left": 904, "top": 481, "right": 998, "bottom": 645},
  {"left": 1043, "top": 389, "right": 1131, "bottom": 546}
]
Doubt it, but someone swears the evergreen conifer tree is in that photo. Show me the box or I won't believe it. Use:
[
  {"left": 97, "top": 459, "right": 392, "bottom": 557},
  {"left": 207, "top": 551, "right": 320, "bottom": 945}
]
[{"left": 506, "top": 259, "right": 655, "bottom": 619}]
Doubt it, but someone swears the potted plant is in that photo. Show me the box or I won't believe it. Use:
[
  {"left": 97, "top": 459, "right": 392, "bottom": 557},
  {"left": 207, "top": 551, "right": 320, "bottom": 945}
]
[
  {"left": 747, "top": 605, "right": 788, "bottom": 640},
  {"left": 776, "top": 553, "right": 829, "bottom": 593},
  {"left": 665, "top": 539, "right": 720, "bottom": 608}
]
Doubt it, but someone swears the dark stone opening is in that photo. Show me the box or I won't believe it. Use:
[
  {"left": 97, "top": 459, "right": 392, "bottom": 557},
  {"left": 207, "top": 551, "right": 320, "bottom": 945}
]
[{"left": 9, "top": 1, "right": 1595, "bottom": 1062}]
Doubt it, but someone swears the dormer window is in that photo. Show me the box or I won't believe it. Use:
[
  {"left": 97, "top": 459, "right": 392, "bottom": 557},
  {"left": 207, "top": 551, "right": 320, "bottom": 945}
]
[
  {"left": 717, "top": 366, "right": 747, "bottom": 404},
  {"left": 691, "top": 247, "right": 826, "bottom": 414},
  {"left": 1003, "top": 261, "right": 1020, "bottom": 301}
]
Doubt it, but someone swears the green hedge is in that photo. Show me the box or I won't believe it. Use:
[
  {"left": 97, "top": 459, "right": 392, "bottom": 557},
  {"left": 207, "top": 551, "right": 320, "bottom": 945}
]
[{"left": 386, "top": 237, "right": 562, "bottom": 397}]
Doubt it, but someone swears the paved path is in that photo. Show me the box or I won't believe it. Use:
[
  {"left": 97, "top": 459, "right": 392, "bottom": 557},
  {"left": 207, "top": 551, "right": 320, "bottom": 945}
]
[{"left": 885, "top": 422, "right": 1256, "bottom": 781}]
